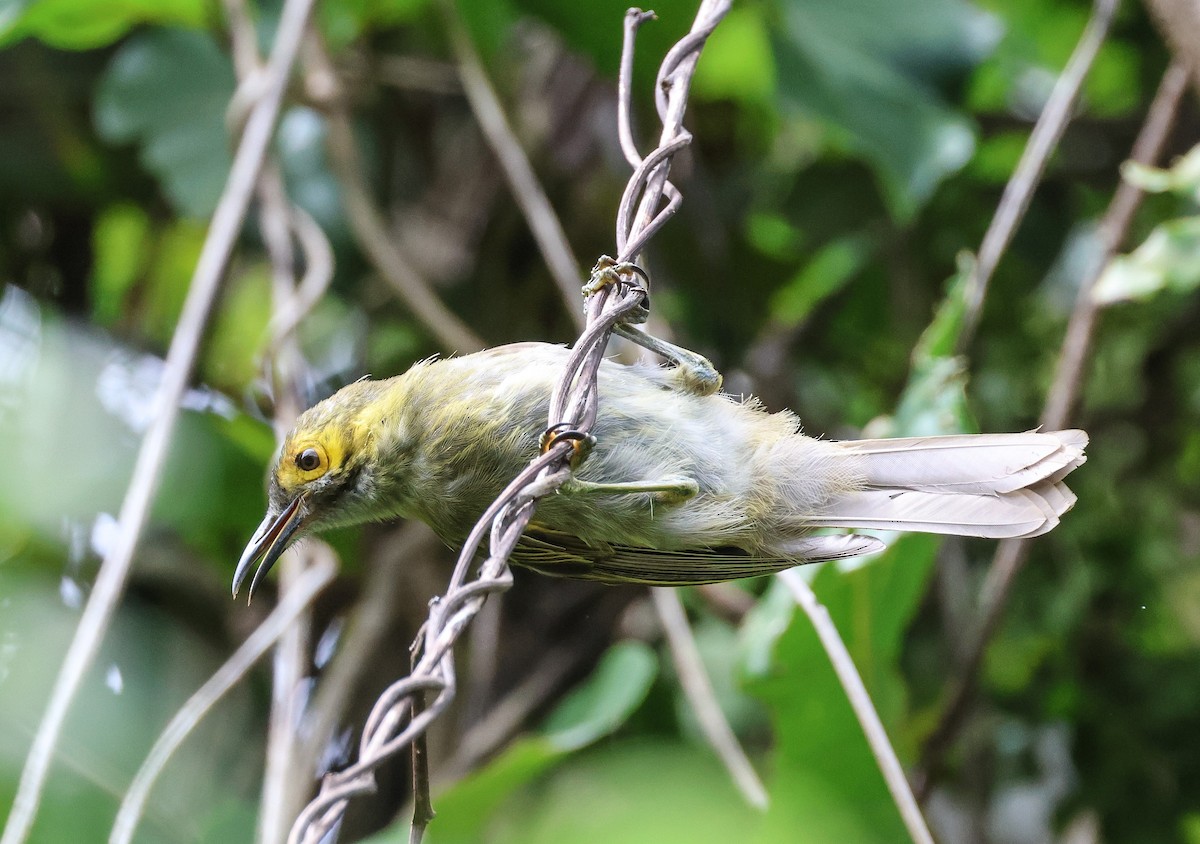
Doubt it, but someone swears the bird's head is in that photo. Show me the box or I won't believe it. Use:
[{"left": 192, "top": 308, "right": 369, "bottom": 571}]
[{"left": 233, "top": 378, "right": 405, "bottom": 601}]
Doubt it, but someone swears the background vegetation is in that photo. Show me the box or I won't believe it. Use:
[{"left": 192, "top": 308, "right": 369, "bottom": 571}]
[{"left": 2, "top": 0, "right": 1199, "bottom": 842}]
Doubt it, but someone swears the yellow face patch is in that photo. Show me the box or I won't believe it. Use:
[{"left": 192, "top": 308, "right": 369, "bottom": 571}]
[{"left": 276, "top": 437, "right": 343, "bottom": 491}]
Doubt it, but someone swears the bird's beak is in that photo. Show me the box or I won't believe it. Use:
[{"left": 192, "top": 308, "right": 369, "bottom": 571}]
[{"left": 233, "top": 495, "right": 308, "bottom": 602}]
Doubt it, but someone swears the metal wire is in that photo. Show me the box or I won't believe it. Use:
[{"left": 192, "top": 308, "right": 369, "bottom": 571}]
[{"left": 287, "top": 3, "right": 731, "bottom": 840}]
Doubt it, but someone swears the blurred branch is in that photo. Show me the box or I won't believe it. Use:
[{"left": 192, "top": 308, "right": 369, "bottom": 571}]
[
  {"left": 777, "top": 570, "right": 935, "bottom": 844},
  {"left": 694, "top": 582, "right": 755, "bottom": 625},
  {"left": 296, "top": 523, "right": 442, "bottom": 783},
  {"left": 376, "top": 55, "right": 463, "bottom": 96},
  {"left": 959, "top": 0, "right": 1118, "bottom": 348},
  {"left": 1143, "top": 0, "right": 1200, "bottom": 90},
  {"left": 0, "top": 1, "right": 317, "bottom": 841},
  {"left": 108, "top": 553, "right": 336, "bottom": 844},
  {"left": 256, "top": 170, "right": 324, "bottom": 844},
  {"left": 223, "top": 2, "right": 341, "bottom": 838},
  {"left": 305, "top": 36, "right": 486, "bottom": 355},
  {"left": 442, "top": 0, "right": 585, "bottom": 329},
  {"left": 652, "top": 588, "right": 768, "bottom": 809},
  {"left": 264, "top": 204, "right": 335, "bottom": 358},
  {"left": 916, "top": 60, "right": 1189, "bottom": 801}
]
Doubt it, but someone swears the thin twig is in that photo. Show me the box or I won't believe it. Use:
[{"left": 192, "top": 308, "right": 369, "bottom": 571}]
[
  {"left": 777, "top": 570, "right": 935, "bottom": 844},
  {"left": 108, "top": 553, "right": 336, "bottom": 844},
  {"left": 652, "top": 588, "right": 768, "bottom": 809},
  {"left": 442, "top": 0, "right": 585, "bottom": 328},
  {"left": 264, "top": 204, "right": 335, "bottom": 356},
  {"left": 1142, "top": 0, "right": 1200, "bottom": 90},
  {"left": 915, "top": 60, "right": 1189, "bottom": 801},
  {"left": 305, "top": 37, "right": 486, "bottom": 355},
  {"left": 0, "top": 2, "right": 316, "bottom": 841},
  {"left": 1039, "top": 60, "right": 1190, "bottom": 430},
  {"left": 257, "top": 167, "right": 323, "bottom": 844},
  {"left": 617, "top": 9, "right": 658, "bottom": 168},
  {"left": 958, "top": 0, "right": 1119, "bottom": 348},
  {"left": 409, "top": 683, "right": 435, "bottom": 844},
  {"left": 296, "top": 523, "right": 442, "bottom": 784}
]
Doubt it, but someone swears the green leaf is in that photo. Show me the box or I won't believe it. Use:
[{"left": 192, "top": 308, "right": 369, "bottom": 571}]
[
  {"left": 95, "top": 29, "right": 235, "bottom": 218},
  {"left": 438, "top": 741, "right": 762, "bottom": 844},
  {"left": 692, "top": 6, "right": 776, "bottom": 105},
  {"left": 1121, "top": 144, "right": 1200, "bottom": 201},
  {"left": 368, "top": 641, "right": 658, "bottom": 844},
  {"left": 141, "top": 219, "right": 208, "bottom": 344},
  {"left": 768, "top": 235, "right": 871, "bottom": 327},
  {"left": 966, "top": 3, "right": 1139, "bottom": 119},
  {"left": 745, "top": 535, "right": 939, "bottom": 844},
  {"left": 90, "top": 203, "right": 152, "bottom": 327},
  {"left": 319, "top": 0, "right": 430, "bottom": 51},
  {"left": 879, "top": 258, "right": 975, "bottom": 437},
  {"left": 772, "top": 0, "right": 992, "bottom": 220},
  {"left": 541, "top": 639, "right": 658, "bottom": 751},
  {"left": 457, "top": 0, "right": 522, "bottom": 61},
  {"left": 912, "top": 253, "right": 971, "bottom": 366},
  {"left": 202, "top": 265, "right": 272, "bottom": 391},
  {"left": 0, "top": 0, "right": 207, "bottom": 49},
  {"left": 1093, "top": 216, "right": 1200, "bottom": 306}
]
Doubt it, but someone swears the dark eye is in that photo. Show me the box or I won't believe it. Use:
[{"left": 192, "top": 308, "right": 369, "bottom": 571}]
[{"left": 296, "top": 448, "right": 322, "bottom": 472}]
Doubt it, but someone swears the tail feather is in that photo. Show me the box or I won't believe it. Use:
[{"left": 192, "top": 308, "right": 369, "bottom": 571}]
[
  {"left": 848, "top": 429, "right": 1086, "bottom": 495},
  {"left": 810, "top": 429, "right": 1087, "bottom": 540}
]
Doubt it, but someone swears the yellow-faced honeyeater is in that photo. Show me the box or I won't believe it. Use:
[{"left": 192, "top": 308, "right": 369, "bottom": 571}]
[{"left": 234, "top": 342, "right": 1086, "bottom": 599}]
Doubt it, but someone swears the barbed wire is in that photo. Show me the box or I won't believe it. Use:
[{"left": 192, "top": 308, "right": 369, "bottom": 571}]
[{"left": 287, "top": 3, "right": 731, "bottom": 842}]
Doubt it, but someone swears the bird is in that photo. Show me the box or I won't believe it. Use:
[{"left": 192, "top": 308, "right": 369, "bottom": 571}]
[{"left": 234, "top": 341, "right": 1087, "bottom": 600}]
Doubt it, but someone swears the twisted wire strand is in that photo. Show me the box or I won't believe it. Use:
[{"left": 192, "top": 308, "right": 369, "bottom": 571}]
[{"left": 288, "top": 4, "right": 730, "bottom": 840}]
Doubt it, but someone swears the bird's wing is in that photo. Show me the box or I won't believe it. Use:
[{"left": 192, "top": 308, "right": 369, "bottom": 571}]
[{"left": 511, "top": 524, "right": 874, "bottom": 586}]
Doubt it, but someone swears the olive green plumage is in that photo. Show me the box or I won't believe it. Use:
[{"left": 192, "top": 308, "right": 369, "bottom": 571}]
[{"left": 235, "top": 342, "right": 1087, "bottom": 596}]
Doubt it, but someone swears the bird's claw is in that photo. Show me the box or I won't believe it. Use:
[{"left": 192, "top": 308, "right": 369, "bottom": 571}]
[
  {"left": 583, "top": 255, "right": 650, "bottom": 323},
  {"left": 540, "top": 423, "right": 596, "bottom": 469}
]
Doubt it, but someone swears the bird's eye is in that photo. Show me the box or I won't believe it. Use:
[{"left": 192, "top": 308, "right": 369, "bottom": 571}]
[{"left": 296, "top": 448, "right": 322, "bottom": 472}]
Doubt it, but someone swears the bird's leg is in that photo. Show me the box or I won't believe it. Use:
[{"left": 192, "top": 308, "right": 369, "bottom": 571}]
[
  {"left": 561, "top": 476, "right": 699, "bottom": 504},
  {"left": 613, "top": 324, "right": 723, "bottom": 396},
  {"left": 584, "top": 255, "right": 723, "bottom": 396}
]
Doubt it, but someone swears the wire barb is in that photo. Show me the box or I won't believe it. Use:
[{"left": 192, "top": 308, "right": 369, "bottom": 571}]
[{"left": 285, "top": 4, "right": 730, "bottom": 841}]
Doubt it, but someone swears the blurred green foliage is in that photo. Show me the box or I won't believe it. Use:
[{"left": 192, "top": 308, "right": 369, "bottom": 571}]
[{"left": 1, "top": 0, "right": 1199, "bottom": 842}]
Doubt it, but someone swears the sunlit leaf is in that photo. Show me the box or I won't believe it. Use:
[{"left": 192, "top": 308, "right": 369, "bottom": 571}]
[
  {"left": 202, "top": 264, "right": 271, "bottom": 392},
  {"left": 91, "top": 203, "right": 151, "bottom": 327},
  {"left": 1093, "top": 217, "right": 1200, "bottom": 305},
  {"left": 1121, "top": 144, "right": 1200, "bottom": 201},
  {"left": 0, "top": 0, "right": 206, "bottom": 49},
  {"left": 0, "top": 568, "right": 261, "bottom": 844},
  {"left": 692, "top": 6, "right": 775, "bottom": 105}
]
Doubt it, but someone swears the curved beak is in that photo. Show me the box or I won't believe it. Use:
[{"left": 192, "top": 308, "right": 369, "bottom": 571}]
[{"left": 233, "top": 495, "right": 308, "bottom": 602}]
